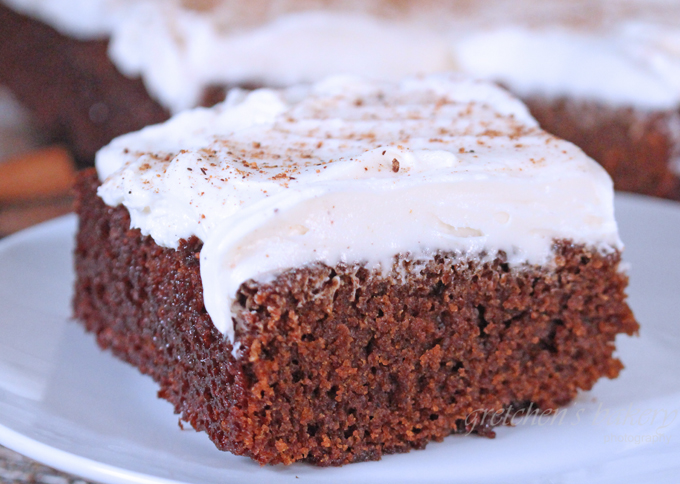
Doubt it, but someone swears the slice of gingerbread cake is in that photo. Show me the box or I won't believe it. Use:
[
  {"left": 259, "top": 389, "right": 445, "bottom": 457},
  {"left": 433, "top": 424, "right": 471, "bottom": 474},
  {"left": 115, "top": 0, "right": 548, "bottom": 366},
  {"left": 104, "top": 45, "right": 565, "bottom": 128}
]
[{"left": 73, "top": 74, "right": 638, "bottom": 466}]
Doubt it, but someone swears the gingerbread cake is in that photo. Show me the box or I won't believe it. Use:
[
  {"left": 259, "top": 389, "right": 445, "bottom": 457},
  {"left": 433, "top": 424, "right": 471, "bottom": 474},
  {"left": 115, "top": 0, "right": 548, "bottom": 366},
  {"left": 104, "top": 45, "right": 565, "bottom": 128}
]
[
  {"left": 0, "top": 1, "right": 169, "bottom": 166},
  {"left": 73, "top": 75, "right": 638, "bottom": 466},
  {"left": 2, "top": 0, "right": 680, "bottom": 199}
]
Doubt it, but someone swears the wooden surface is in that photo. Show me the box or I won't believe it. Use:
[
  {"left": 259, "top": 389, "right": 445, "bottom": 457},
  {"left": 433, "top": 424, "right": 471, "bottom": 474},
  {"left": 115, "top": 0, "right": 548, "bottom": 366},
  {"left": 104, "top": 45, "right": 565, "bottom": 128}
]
[{"left": 0, "top": 146, "right": 75, "bottom": 238}]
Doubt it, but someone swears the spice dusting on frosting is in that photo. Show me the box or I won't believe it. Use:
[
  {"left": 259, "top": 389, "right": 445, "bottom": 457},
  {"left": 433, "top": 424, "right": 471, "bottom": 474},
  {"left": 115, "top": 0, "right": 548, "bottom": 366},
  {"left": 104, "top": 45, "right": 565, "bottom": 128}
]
[{"left": 95, "top": 74, "right": 620, "bottom": 339}]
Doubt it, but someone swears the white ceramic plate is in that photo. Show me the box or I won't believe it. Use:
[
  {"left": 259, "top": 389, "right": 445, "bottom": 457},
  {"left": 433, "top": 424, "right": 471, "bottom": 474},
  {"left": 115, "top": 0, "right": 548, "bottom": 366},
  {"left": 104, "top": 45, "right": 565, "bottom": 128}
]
[{"left": 0, "top": 193, "right": 679, "bottom": 484}]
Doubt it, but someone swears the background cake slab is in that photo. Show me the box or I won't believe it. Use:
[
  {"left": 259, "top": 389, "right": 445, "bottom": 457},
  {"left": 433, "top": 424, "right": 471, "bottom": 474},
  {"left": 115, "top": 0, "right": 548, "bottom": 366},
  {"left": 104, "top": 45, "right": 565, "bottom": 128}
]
[{"left": 2, "top": 0, "right": 680, "bottom": 199}]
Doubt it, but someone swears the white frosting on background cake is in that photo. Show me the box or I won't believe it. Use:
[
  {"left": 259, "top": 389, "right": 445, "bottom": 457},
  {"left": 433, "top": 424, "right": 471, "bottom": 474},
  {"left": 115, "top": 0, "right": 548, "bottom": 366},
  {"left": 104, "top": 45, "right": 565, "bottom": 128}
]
[
  {"left": 5, "top": 0, "right": 680, "bottom": 111},
  {"left": 3, "top": 0, "right": 124, "bottom": 37},
  {"left": 107, "top": 10, "right": 454, "bottom": 113},
  {"left": 96, "top": 75, "right": 621, "bottom": 340},
  {"left": 455, "top": 24, "right": 680, "bottom": 110}
]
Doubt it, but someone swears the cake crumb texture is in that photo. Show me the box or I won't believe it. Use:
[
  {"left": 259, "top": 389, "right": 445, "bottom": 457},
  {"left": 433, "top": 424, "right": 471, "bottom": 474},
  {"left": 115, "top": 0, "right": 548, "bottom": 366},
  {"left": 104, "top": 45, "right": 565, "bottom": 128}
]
[{"left": 74, "top": 170, "right": 638, "bottom": 465}]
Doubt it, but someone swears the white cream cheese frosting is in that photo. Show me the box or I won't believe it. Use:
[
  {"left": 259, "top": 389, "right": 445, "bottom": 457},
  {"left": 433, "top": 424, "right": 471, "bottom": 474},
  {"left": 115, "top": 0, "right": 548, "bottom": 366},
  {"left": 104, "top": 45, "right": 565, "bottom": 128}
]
[
  {"left": 96, "top": 75, "right": 622, "bottom": 341},
  {"left": 5, "top": 0, "right": 680, "bottom": 112},
  {"left": 454, "top": 24, "right": 680, "bottom": 110},
  {"left": 107, "top": 9, "right": 455, "bottom": 113}
]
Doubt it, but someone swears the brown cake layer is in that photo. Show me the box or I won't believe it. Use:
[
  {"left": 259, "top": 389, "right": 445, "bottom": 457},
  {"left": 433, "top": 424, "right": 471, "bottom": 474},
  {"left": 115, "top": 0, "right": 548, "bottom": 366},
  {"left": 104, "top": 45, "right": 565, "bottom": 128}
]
[
  {"left": 524, "top": 96, "right": 680, "bottom": 200},
  {"left": 0, "top": 3, "right": 170, "bottom": 166},
  {"left": 73, "top": 169, "right": 638, "bottom": 466}
]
